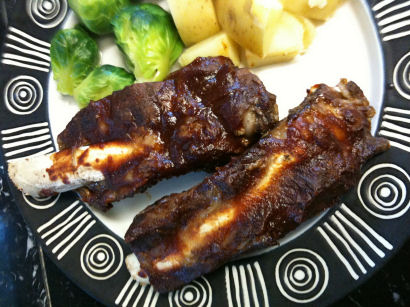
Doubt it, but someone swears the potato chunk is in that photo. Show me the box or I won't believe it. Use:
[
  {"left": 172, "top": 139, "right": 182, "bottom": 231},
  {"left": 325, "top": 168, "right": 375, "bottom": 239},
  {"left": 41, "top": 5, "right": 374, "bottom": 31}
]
[
  {"left": 296, "top": 15, "right": 316, "bottom": 51},
  {"left": 280, "top": 0, "right": 341, "bottom": 20},
  {"left": 178, "top": 32, "right": 240, "bottom": 67},
  {"left": 168, "top": 0, "right": 220, "bottom": 46},
  {"left": 214, "top": 0, "right": 283, "bottom": 57},
  {"left": 244, "top": 12, "right": 305, "bottom": 67}
]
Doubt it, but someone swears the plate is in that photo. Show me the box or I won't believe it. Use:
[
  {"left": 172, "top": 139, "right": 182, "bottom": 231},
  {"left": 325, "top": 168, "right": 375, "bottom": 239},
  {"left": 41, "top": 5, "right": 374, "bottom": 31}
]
[{"left": 1, "top": 0, "right": 409, "bottom": 306}]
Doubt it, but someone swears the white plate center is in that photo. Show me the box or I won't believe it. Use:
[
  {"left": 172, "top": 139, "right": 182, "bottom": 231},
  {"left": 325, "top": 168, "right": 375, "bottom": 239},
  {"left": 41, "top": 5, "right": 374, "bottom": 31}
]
[{"left": 48, "top": 0, "right": 384, "bottom": 246}]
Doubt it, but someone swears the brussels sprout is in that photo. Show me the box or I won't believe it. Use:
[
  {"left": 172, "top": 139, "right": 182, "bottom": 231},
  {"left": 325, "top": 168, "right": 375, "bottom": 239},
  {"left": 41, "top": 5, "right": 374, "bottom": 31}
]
[
  {"left": 50, "top": 29, "right": 100, "bottom": 96},
  {"left": 74, "top": 65, "right": 135, "bottom": 108},
  {"left": 68, "top": 0, "right": 130, "bottom": 35},
  {"left": 112, "top": 3, "right": 184, "bottom": 82}
]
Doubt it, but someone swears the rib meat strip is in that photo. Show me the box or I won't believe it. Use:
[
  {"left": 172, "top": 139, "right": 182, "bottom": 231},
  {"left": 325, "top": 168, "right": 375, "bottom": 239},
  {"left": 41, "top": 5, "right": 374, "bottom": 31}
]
[
  {"left": 125, "top": 80, "right": 389, "bottom": 292},
  {"left": 8, "top": 57, "right": 278, "bottom": 211}
]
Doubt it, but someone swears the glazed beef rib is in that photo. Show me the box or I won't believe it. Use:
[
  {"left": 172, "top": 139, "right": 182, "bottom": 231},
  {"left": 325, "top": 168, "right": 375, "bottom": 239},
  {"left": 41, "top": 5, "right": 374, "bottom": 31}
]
[
  {"left": 124, "top": 80, "right": 389, "bottom": 292},
  {"left": 8, "top": 57, "right": 278, "bottom": 211}
]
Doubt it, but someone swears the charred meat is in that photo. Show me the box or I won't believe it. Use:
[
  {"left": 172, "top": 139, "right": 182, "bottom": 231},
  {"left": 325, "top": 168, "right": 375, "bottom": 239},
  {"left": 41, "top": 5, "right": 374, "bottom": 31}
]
[
  {"left": 8, "top": 57, "right": 278, "bottom": 211},
  {"left": 125, "top": 80, "right": 389, "bottom": 292}
]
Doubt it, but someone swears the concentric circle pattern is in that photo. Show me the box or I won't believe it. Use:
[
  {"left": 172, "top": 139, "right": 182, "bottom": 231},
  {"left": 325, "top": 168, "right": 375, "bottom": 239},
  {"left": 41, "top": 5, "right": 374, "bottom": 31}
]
[
  {"left": 27, "top": 0, "right": 68, "bottom": 28},
  {"left": 22, "top": 192, "right": 60, "bottom": 210},
  {"left": 4, "top": 76, "right": 43, "bottom": 115},
  {"left": 169, "top": 276, "right": 212, "bottom": 307},
  {"left": 80, "top": 234, "right": 123, "bottom": 280},
  {"left": 275, "top": 248, "right": 329, "bottom": 303},
  {"left": 393, "top": 51, "right": 410, "bottom": 100},
  {"left": 358, "top": 163, "right": 410, "bottom": 219}
]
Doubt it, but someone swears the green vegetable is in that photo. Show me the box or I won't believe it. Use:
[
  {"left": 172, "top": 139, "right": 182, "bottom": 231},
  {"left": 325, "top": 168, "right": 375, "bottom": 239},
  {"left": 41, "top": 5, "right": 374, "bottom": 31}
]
[
  {"left": 68, "top": 0, "right": 130, "bottom": 35},
  {"left": 112, "top": 3, "right": 184, "bottom": 82},
  {"left": 74, "top": 65, "right": 135, "bottom": 108},
  {"left": 50, "top": 29, "right": 100, "bottom": 96}
]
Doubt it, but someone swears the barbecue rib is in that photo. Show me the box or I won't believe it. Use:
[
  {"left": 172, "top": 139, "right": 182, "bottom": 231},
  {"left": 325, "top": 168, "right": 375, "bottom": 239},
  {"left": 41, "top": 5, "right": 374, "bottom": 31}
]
[
  {"left": 8, "top": 57, "right": 278, "bottom": 211},
  {"left": 125, "top": 80, "right": 390, "bottom": 292}
]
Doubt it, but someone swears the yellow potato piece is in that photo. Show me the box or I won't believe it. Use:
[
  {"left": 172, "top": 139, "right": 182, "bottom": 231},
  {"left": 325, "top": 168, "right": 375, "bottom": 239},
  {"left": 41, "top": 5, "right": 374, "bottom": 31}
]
[
  {"left": 178, "top": 32, "right": 241, "bottom": 67},
  {"left": 280, "top": 0, "right": 341, "bottom": 21},
  {"left": 244, "top": 12, "right": 305, "bottom": 68},
  {"left": 296, "top": 15, "right": 316, "bottom": 52},
  {"left": 214, "top": 0, "right": 283, "bottom": 57},
  {"left": 168, "top": 0, "right": 220, "bottom": 46}
]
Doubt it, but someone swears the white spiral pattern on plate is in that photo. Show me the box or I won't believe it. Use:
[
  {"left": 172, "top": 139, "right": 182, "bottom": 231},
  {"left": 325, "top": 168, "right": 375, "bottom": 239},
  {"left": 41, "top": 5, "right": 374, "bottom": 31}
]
[
  {"left": 22, "top": 192, "right": 60, "bottom": 209},
  {"left": 393, "top": 51, "right": 410, "bottom": 100},
  {"left": 27, "top": 0, "right": 68, "bottom": 28},
  {"left": 358, "top": 163, "right": 410, "bottom": 219},
  {"left": 275, "top": 248, "right": 329, "bottom": 303},
  {"left": 168, "top": 276, "right": 212, "bottom": 307},
  {"left": 80, "top": 234, "right": 123, "bottom": 280},
  {"left": 4, "top": 75, "right": 43, "bottom": 115}
]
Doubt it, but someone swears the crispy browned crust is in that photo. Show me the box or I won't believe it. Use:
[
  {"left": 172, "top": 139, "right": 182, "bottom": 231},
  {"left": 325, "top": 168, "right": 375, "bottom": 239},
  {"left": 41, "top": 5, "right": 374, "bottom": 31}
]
[
  {"left": 56, "top": 57, "right": 278, "bottom": 210},
  {"left": 125, "top": 80, "right": 390, "bottom": 292}
]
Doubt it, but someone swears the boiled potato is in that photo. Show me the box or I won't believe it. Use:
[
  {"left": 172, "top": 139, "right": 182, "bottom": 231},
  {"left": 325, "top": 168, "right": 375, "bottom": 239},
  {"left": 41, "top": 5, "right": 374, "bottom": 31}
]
[
  {"left": 280, "top": 0, "right": 341, "bottom": 21},
  {"left": 214, "top": 0, "right": 283, "bottom": 57},
  {"left": 244, "top": 12, "right": 305, "bottom": 67},
  {"left": 178, "top": 32, "right": 240, "bottom": 66},
  {"left": 168, "top": 0, "right": 220, "bottom": 46},
  {"left": 296, "top": 15, "right": 316, "bottom": 51}
]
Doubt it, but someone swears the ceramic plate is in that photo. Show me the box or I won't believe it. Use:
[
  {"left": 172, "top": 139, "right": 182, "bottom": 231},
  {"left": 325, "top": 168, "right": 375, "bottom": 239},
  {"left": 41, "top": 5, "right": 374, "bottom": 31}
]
[{"left": 1, "top": 0, "right": 410, "bottom": 306}]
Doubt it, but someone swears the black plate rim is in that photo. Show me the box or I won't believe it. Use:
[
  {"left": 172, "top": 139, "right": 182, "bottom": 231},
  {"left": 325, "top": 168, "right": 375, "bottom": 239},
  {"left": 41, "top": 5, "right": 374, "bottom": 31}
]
[{"left": 1, "top": 1, "right": 410, "bottom": 306}]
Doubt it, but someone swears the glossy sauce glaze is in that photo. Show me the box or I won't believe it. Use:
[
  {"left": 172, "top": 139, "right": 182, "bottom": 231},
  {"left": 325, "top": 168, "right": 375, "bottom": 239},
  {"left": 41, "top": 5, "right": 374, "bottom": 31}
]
[
  {"left": 125, "top": 80, "right": 389, "bottom": 292},
  {"left": 50, "top": 57, "right": 278, "bottom": 210}
]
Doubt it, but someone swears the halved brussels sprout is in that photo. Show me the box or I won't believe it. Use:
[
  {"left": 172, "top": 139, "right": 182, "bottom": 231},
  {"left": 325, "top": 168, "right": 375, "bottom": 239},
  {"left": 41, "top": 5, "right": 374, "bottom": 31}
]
[
  {"left": 112, "top": 3, "right": 184, "bottom": 82},
  {"left": 68, "top": 0, "right": 130, "bottom": 35},
  {"left": 50, "top": 29, "right": 100, "bottom": 96},
  {"left": 74, "top": 65, "right": 135, "bottom": 108}
]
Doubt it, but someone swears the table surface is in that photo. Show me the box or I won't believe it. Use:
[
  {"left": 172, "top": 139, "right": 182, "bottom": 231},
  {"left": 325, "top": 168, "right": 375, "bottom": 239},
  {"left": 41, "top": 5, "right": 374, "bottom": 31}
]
[{"left": 1, "top": 166, "right": 409, "bottom": 307}]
